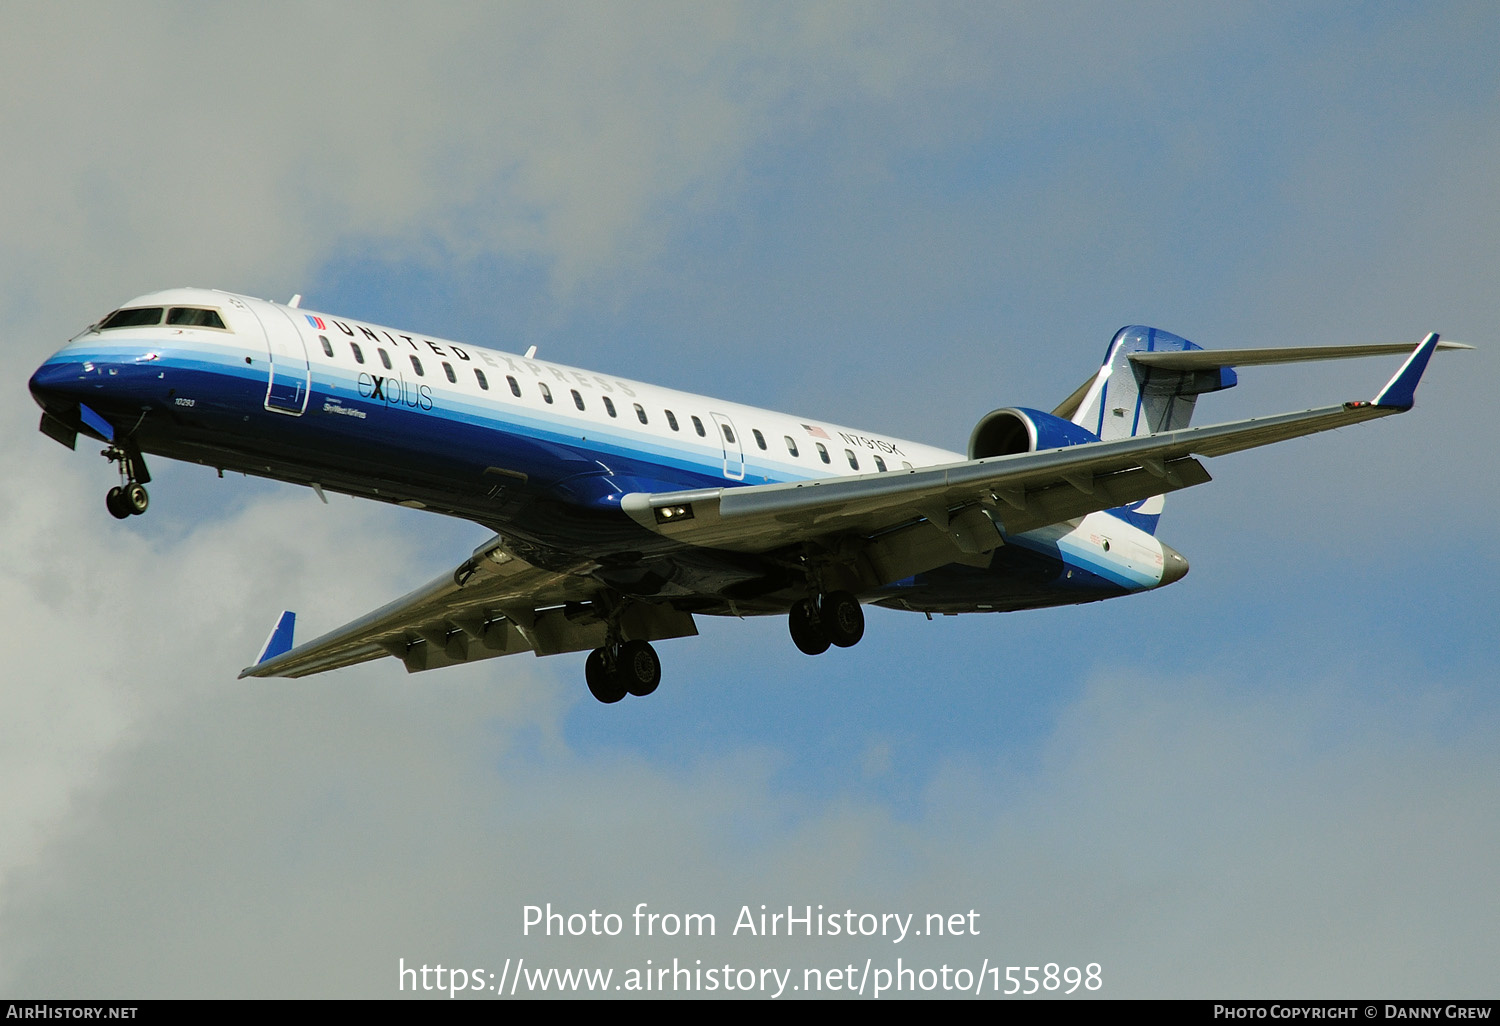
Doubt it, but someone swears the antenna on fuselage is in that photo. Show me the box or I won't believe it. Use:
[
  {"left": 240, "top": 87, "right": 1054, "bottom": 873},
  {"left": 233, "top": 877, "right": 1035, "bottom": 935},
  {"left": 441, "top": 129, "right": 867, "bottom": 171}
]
[
  {"left": 524, "top": 345, "right": 538, "bottom": 359},
  {"left": 288, "top": 294, "right": 302, "bottom": 308}
]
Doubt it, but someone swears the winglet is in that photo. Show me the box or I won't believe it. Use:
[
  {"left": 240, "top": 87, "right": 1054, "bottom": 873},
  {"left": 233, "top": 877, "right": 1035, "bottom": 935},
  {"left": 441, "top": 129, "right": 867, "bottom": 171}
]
[
  {"left": 1373, "top": 333, "right": 1441, "bottom": 410},
  {"left": 254, "top": 611, "right": 297, "bottom": 665}
]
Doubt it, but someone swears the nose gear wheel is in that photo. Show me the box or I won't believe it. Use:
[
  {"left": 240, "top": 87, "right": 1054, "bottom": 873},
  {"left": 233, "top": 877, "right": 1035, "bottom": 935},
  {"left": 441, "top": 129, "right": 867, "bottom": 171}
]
[{"left": 102, "top": 446, "right": 150, "bottom": 519}]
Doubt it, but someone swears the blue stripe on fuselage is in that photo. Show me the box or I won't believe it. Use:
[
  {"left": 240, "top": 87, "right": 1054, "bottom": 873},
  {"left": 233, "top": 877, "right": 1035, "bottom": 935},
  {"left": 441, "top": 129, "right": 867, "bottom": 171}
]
[{"left": 35, "top": 333, "right": 1164, "bottom": 603}]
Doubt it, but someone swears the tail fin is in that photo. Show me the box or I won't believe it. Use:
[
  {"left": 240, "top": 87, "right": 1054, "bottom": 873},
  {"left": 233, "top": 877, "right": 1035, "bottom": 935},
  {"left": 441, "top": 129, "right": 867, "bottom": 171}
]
[
  {"left": 1072, "top": 326, "right": 1237, "bottom": 442},
  {"left": 1069, "top": 326, "right": 1236, "bottom": 535}
]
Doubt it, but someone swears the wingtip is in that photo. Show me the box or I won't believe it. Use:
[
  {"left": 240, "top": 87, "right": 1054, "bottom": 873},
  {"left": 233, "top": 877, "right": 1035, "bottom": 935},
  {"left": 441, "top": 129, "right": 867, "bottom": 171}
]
[
  {"left": 254, "top": 611, "right": 297, "bottom": 666},
  {"left": 1372, "top": 333, "right": 1441, "bottom": 409}
]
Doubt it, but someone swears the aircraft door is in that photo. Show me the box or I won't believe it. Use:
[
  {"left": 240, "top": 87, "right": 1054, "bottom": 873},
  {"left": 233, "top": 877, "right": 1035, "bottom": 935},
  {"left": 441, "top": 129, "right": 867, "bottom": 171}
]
[
  {"left": 710, "top": 412, "right": 745, "bottom": 480},
  {"left": 251, "top": 303, "right": 310, "bottom": 415}
]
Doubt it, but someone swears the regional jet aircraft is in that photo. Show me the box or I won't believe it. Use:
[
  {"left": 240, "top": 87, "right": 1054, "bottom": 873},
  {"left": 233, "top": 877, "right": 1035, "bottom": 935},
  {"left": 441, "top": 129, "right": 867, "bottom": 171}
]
[{"left": 28, "top": 288, "right": 1462, "bottom": 702}]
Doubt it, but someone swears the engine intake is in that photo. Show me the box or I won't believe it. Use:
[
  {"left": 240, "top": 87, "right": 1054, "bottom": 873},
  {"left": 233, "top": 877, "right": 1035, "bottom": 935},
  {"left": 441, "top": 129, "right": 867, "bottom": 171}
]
[{"left": 968, "top": 407, "right": 1099, "bottom": 459}]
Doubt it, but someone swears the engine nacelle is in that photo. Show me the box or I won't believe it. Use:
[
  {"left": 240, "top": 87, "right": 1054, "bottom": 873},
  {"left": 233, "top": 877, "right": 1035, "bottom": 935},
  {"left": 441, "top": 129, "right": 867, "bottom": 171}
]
[{"left": 967, "top": 407, "right": 1100, "bottom": 459}]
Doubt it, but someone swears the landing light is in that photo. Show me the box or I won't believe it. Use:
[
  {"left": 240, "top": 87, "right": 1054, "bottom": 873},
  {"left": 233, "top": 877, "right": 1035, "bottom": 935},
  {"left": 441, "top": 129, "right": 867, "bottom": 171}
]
[{"left": 654, "top": 503, "right": 694, "bottom": 524}]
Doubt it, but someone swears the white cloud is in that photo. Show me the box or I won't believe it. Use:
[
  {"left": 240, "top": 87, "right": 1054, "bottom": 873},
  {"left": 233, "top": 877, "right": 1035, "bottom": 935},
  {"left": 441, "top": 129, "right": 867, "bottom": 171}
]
[{"left": 3, "top": 654, "right": 1493, "bottom": 996}]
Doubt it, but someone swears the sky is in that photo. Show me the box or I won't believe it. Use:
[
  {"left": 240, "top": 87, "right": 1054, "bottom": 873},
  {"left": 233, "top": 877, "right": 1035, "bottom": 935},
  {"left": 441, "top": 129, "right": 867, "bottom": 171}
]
[{"left": 1, "top": 1, "right": 1496, "bottom": 1000}]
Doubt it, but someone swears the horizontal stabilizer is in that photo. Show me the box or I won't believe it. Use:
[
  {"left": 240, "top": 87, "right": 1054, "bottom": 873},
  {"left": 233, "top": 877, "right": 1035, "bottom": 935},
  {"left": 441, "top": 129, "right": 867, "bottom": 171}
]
[{"left": 1130, "top": 339, "right": 1469, "bottom": 371}]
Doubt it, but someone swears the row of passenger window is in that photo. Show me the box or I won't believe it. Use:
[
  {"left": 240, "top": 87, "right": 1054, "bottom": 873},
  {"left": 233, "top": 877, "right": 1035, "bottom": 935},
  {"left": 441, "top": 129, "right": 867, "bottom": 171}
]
[{"left": 317, "top": 334, "right": 900, "bottom": 473}]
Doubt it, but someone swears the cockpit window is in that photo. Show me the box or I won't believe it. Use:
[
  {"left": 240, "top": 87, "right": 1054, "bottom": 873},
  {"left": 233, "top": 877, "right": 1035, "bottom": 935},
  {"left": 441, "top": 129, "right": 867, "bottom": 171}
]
[
  {"left": 166, "top": 307, "right": 227, "bottom": 329},
  {"left": 99, "top": 307, "right": 164, "bottom": 329}
]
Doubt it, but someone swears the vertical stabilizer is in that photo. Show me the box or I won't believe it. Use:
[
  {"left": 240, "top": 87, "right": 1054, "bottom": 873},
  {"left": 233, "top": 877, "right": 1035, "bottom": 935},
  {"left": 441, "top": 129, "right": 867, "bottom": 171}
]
[
  {"left": 1073, "top": 326, "right": 1237, "bottom": 442},
  {"left": 1072, "top": 326, "right": 1236, "bottom": 533}
]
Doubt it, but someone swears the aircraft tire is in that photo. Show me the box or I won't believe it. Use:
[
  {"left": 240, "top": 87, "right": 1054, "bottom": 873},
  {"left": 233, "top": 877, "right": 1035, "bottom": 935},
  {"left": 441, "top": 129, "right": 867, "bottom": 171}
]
[
  {"left": 126, "top": 482, "right": 149, "bottom": 516},
  {"left": 619, "top": 640, "right": 661, "bottom": 697},
  {"left": 585, "top": 648, "right": 627, "bottom": 704},
  {"left": 788, "top": 599, "right": 830, "bottom": 656},
  {"left": 105, "top": 487, "right": 131, "bottom": 520},
  {"left": 822, "top": 591, "right": 864, "bottom": 648}
]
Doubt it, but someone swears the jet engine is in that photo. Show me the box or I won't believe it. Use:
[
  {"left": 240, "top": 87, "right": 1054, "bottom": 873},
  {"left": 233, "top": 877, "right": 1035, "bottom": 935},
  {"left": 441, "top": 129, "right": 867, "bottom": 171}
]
[{"left": 967, "top": 407, "right": 1099, "bottom": 459}]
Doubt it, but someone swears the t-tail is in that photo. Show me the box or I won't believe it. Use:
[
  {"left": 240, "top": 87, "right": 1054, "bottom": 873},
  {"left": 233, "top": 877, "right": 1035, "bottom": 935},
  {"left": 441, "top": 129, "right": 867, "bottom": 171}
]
[{"left": 1064, "top": 326, "right": 1235, "bottom": 534}]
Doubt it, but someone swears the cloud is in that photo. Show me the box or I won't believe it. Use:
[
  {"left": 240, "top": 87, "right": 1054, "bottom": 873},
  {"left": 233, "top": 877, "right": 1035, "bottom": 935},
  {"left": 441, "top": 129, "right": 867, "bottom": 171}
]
[{"left": 3, "top": 652, "right": 1493, "bottom": 996}]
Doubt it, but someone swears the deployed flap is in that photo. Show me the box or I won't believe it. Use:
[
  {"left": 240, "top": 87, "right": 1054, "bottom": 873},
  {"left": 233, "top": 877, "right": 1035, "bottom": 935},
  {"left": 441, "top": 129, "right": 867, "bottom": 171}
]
[{"left": 621, "top": 333, "right": 1443, "bottom": 556}]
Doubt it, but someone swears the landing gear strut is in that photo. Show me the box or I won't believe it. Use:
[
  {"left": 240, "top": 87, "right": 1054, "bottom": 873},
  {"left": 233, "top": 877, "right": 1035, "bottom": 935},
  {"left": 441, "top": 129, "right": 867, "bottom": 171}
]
[
  {"left": 788, "top": 590, "right": 865, "bottom": 655},
  {"left": 102, "top": 446, "right": 150, "bottom": 520},
  {"left": 585, "top": 639, "right": 662, "bottom": 704}
]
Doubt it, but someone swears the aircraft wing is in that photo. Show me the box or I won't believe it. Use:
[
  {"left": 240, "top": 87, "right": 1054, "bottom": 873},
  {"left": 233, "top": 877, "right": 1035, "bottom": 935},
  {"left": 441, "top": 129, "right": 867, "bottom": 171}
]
[
  {"left": 239, "top": 537, "right": 696, "bottom": 678},
  {"left": 621, "top": 334, "right": 1443, "bottom": 558}
]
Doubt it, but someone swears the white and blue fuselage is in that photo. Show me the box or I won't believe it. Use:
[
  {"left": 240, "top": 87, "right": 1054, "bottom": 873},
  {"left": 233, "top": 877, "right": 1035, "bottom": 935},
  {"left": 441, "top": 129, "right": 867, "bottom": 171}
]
[{"left": 30, "top": 287, "right": 1178, "bottom": 618}]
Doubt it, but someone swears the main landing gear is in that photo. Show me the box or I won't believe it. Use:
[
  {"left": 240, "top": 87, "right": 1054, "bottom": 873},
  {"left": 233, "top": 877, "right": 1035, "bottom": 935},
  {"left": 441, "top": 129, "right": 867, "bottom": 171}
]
[
  {"left": 585, "top": 639, "right": 662, "bottom": 704},
  {"left": 102, "top": 446, "right": 150, "bottom": 520},
  {"left": 788, "top": 590, "right": 865, "bottom": 656}
]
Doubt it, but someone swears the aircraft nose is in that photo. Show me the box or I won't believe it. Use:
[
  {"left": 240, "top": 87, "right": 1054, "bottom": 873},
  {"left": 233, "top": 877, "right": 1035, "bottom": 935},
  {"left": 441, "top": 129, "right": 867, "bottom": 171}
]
[
  {"left": 1158, "top": 542, "right": 1190, "bottom": 586},
  {"left": 29, "top": 360, "right": 88, "bottom": 410}
]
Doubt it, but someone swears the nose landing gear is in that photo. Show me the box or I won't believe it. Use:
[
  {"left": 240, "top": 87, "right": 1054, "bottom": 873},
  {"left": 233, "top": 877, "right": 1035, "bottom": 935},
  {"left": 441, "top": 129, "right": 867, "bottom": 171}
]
[
  {"left": 105, "top": 482, "right": 149, "bottom": 519},
  {"left": 102, "top": 446, "right": 150, "bottom": 519}
]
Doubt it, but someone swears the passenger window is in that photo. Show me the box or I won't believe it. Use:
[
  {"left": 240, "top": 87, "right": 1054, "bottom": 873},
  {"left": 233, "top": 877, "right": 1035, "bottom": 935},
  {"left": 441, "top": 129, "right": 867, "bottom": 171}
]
[
  {"left": 785, "top": 436, "right": 799, "bottom": 457},
  {"left": 691, "top": 416, "right": 706, "bottom": 437},
  {"left": 539, "top": 383, "right": 553, "bottom": 403},
  {"left": 319, "top": 335, "right": 333, "bottom": 357},
  {"left": 603, "top": 397, "right": 617, "bottom": 417},
  {"left": 475, "top": 369, "right": 489, "bottom": 390},
  {"left": 752, "top": 429, "right": 766, "bottom": 450},
  {"left": 379, "top": 349, "right": 392, "bottom": 370},
  {"left": 874, "top": 455, "right": 887, "bottom": 472},
  {"left": 816, "top": 442, "right": 830, "bottom": 464},
  {"left": 634, "top": 403, "right": 648, "bottom": 424},
  {"left": 721, "top": 424, "right": 735, "bottom": 444},
  {"left": 507, "top": 376, "right": 521, "bottom": 397},
  {"left": 572, "top": 389, "right": 586, "bottom": 410},
  {"left": 665, "top": 410, "right": 679, "bottom": 431},
  {"left": 409, "top": 355, "right": 424, "bottom": 376},
  {"left": 846, "top": 450, "right": 859, "bottom": 470},
  {"left": 443, "top": 362, "right": 456, "bottom": 383},
  {"left": 166, "top": 307, "right": 226, "bottom": 329},
  {"left": 350, "top": 342, "right": 365, "bottom": 364}
]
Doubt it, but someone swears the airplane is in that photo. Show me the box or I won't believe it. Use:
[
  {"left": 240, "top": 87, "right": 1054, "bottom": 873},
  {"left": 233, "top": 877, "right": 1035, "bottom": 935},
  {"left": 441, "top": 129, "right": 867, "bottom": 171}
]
[{"left": 28, "top": 287, "right": 1464, "bottom": 703}]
